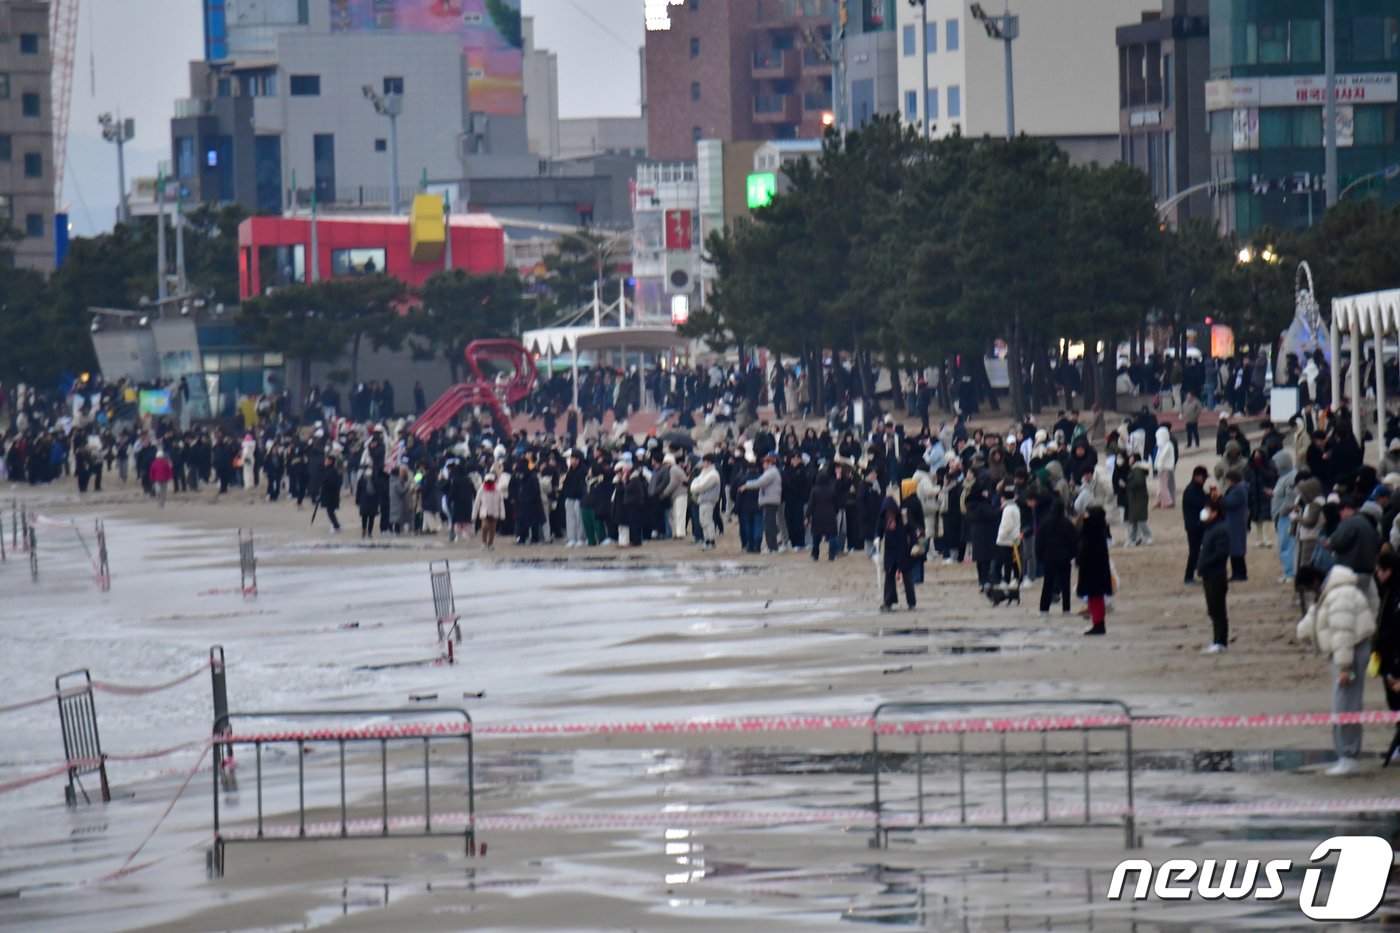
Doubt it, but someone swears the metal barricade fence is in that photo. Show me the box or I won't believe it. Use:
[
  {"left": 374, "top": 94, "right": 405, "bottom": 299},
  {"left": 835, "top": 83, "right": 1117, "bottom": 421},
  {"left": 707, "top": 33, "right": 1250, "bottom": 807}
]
[
  {"left": 27, "top": 521, "right": 37, "bottom": 582},
  {"left": 210, "top": 707, "right": 476, "bottom": 877},
  {"left": 238, "top": 529, "right": 257, "bottom": 597},
  {"left": 55, "top": 669, "right": 111, "bottom": 806},
  {"left": 871, "top": 700, "right": 1136, "bottom": 849},
  {"left": 430, "top": 560, "right": 460, "bottom": 642}
]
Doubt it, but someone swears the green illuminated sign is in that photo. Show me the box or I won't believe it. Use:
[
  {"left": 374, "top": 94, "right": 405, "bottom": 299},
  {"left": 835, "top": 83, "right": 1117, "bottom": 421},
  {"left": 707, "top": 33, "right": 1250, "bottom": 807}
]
[{"left": 746, "top": 172, "right": 777, "bottom": 208}]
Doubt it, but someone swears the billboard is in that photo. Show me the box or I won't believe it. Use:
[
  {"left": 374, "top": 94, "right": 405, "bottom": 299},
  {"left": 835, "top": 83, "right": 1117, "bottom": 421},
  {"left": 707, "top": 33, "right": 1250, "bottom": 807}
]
[{"left": 328, "top": 0, "right": 524, "bottom": 114}]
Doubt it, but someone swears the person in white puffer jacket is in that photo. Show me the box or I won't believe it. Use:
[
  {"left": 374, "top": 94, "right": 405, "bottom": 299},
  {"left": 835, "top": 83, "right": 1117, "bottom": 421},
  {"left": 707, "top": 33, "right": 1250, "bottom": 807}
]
[
  {"left": 1153, "top": 425, "right": 1176, "bottom": 508},
  {"left": 993, "top": 488, "right": 1022, "bottom": 587},
  {"left": 1296, "top": 564, "right": 1379, "bottom": 776}
]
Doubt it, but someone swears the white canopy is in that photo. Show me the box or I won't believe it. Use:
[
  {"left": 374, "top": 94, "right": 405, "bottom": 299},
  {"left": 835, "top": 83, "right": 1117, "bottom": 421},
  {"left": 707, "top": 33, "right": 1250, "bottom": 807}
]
[
  {"left": 1329, "top": 287, "right": 1400, "bottom": 451},
  {"left": 1332, "top": 288, "right": 1400, "bottom": 337},
  {"left": 522, "top": 325, "right": 692, "bottom": 357}
]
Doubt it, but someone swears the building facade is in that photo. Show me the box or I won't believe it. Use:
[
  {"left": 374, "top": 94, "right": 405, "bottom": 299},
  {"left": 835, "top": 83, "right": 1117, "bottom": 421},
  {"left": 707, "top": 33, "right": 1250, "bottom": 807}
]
[
  {"left": 895, "top": 0, "right": 1147, "bottom": 165},
  {"left": 645, "top": 0, "right": 835, "bottom": 162},
  {"left": 1205, "top": 0, "right": 1400, "bottom": 236},
  {"left": 1116, "top": 1, "right": 1211, "bottom": 228},
  {"left": 0, "top": 0, "right": 54, "bottom": 271}
]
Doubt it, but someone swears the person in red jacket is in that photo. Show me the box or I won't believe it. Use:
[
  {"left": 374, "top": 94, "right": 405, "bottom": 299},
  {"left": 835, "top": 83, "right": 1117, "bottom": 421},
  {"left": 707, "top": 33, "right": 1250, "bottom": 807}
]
[{"left": 149, "top": 448, "right": 174, "bottom": 508}]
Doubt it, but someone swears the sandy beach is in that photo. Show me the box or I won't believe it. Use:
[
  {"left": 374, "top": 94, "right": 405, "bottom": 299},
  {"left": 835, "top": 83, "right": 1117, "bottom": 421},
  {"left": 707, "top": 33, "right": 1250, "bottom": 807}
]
[{"left": 2, "top": 432, "right": 1398, "bottom": 931}]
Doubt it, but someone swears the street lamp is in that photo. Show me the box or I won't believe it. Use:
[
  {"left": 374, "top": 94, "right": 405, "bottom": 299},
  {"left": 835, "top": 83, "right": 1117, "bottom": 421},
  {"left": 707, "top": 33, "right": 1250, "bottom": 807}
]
[
  {"left": 98, "top": 112, "right": 135, "bottom": 224},
  {"left": 363, "top": 85, "right": 403, "bottom": 214},
  {"left": 969, "top": 1, "right": 1018, "bottom": 140},
  {"left": 908, "top": 0, "right": 930, "bottom": 139},
  {"left": 1339, "top": 163, "right": 1400, "bottom": 201}
]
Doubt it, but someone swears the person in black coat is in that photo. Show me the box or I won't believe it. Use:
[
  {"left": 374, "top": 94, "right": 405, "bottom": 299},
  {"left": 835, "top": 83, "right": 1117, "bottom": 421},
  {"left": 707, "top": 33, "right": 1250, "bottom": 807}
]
[
  {"left": 623, "top": 465, "right": 648, "bottom": 547},
  {"left": 807, "top": 468, "right": 839, "bottom": 561},
  {"left": 878, "top": 497, "right": 918, "bottom": 611},
  {"left": 355, "top": 470, "right": 379, "bottom": 538},
  {"left": 1077, "top": 506, "right": 1113, "bottom": 635},
  {"left": 1375, "top": 552, "right": 1400, "bottom": 765},
  {"left": 1181, "top": 466, "right": 1210, "bottom": 583},
  {"left": 783, "top": 452, "right": 811, "bottom": 549},
  {"left": 966, "top": 485, "right": 1000, "bottom": 588},
  {"left": 1035, "top": 498, "right": 1079, "bottom": 614},
  {"left": 318, "top": 456, "right": 342, "bottom": 532},
  {"left": 1198, "top": 499, "right": 1233, "bottom": 651}
]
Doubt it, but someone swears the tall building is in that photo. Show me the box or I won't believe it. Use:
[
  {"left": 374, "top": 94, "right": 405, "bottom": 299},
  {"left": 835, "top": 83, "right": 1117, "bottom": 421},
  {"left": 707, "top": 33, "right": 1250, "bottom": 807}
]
[
  {"left": 895, "top": 0, "right": 1148, "bottom": 165},
  {"left": 644, "top": 0, "right": 836, "bottom": 162},
  {"left": 1115, "top": 1, "right": 1211, "bottom": 229},
  {"left": 1205, "top": 1, "right": 1400, "bottom": 236},
  {"left": 844, "top": 0, "right": 900, "bottom": 127},
  {"left": 0, "top": 0, "right": 54, "bottom": 271},
  {"left": 176, "top": 0, "right": 528, "bottom": 213}
]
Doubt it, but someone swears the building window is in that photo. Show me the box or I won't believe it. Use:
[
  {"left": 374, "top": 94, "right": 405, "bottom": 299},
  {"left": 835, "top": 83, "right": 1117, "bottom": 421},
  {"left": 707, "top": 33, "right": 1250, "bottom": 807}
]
[
  {"left": 947, "top": 84, "right": 960, "bottom": 118},
  {"left": 902, "top": 24, "right": 915, "bottom": 56},
  {"left": 927, "top": 87, "right": 939, "bottom": 121},
  {"left": 19, "top": 33, "right": 39, "bottom": 54},
  {"left": 25, "top": 213, "right": 42, "bottom": 237},
  {"left": 331, "top": 247, "right": 385, "bottom": 276},
  {"left": 690, "top": 37, "right": 699, "bottom": 58},
  {"left": 176, "top": 136, "right": 195, "bottom": 180},
  {"left": 23, "top": 152, "right": 41, "bottom": 178},
  {"left": 924, "top": 22, "right": 937, "bottom": 53},
  {"left": 21, "top": 92, "right": 39, "bottom": 117},
  {"left": 313, "top": 133, "right": 335, "bottom": 202},
  {"left": 947, "top": 19, "right": 959, "bottom": 51},
  {"left": 0, "top": 133, "right": 9, "bottom": 161},
  {"left": 0, "top": 74, "right": 8, "bottom": 98},
  {"left": 689, "top": 0, "right": 697, "bottom": 9},
  {"left": 1292, "top": 107, "right": 1322, "bottom": 147},
  {"left": 691, "top": 81, "right": 701, "bottom": 101},
  {"left": 383, "top": 76, "right": 404, "bottom": 95},
  {"left": 289, "top": 74, "right": 321, "bottom": 96},
  {"left": 905, "top": 89, "right": 917, "bottom": 120},
  {"left": 1162, "top": 53, "right": 1173, "bottom": 109},
  {"left": 0, "top": 195, "right": 11, "bottom": 226},
  {"left": 1289, "top": 19, "right": 1321, "bottom": 63},
  {"left": 692, "top": 126, "right": 702, "bottom": 143},
  {"left": 374, "top": 138, "right": 387, "bottom": 152}
]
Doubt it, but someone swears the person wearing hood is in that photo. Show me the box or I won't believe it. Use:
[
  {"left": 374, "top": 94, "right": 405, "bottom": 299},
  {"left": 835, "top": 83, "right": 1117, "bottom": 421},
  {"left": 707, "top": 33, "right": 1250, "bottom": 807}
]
[
  {"left": 471, "top": 473, "right": 506, "bottom": 548},
  {"left": 1199, "top": 498, "right": 1232, "bottom": 652},
  {"left": 1271, "top": 451, "right": 1298, "bottom": 583},
  {"left": 240, "top": 433, "right": 257, "bottom": 491},
  {"left": 966, "top": 483, "right": 1000, "bottom": 589},
  {"left": 1153, "top": 425, "right": 1176, "bottom": 508},
  {"left": 149, "top": 448, "right": 174, "bottom": 508},
  {"left": 1328, "top": 495, "right": 1382, "bottom": 596},
  {"left": 1124, "top": 456, "right": 1154, "bottom": 546},
  {"left": 318, "top": 454, "right": 342, "bottom": 533},
  {"left": 1293, "top": 475, "right": 1325, "bottom": 575},
  {"left": 878, "top": 496, "right": 919, "bottom": 611},
  {"left": 1296, "top": 562, "right": 1379, "bottom": 776},
  {"left": 1221, "top": 469, "right": 1250, "bottom": 580}
]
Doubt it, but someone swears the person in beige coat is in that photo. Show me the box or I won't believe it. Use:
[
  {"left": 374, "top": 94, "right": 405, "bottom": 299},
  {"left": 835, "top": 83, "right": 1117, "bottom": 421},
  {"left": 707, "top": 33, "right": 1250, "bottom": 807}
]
[{"left": 1296, "top": 564, "right": 1379, "bottom": 776}]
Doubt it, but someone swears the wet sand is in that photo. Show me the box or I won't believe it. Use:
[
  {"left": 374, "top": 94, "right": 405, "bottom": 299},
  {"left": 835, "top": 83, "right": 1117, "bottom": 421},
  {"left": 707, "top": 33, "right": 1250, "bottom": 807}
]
[{"left": 2, "top": 436, "right": 1398, "bottom": 931}]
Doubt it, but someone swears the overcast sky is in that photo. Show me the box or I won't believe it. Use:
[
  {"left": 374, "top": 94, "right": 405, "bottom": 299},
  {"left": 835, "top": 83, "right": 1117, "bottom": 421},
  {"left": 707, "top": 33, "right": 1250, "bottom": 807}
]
[{"left": 65, "top": 0, "right": 644, "bottom": 236}]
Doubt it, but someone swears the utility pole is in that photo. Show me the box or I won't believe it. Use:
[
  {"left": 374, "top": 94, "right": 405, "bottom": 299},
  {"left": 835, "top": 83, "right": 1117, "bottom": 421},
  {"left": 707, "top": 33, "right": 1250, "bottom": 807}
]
[
  {"left": 363, "top": 85, "right": 403, "bottom": 214},
  {"left": 911, "top": 0, "right": 930, "bottom": 138},
  {"left": 970, "top": 2, "right": 1018, "bottom": 139},
  {"left": 98, "top": 112, "right": 135, "bottom": 224},
  {"left": 175, "top": 189, "right": 187, "bottom": 295},
  {"left": 156, "top": 169, "right": 168, "bottom": 301},
  {"left": 1324, "top": 0, "right": 1338, "bottom": 208}
]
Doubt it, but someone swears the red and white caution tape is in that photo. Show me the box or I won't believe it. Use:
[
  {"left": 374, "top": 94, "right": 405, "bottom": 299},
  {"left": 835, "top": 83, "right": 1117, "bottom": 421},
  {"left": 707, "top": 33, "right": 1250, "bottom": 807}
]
[
  {"left": 0, "top": 660, "right": 211, "bottom": 715},
  {"left": 0, "top": 759, "right": 100, "bottom": 795}
]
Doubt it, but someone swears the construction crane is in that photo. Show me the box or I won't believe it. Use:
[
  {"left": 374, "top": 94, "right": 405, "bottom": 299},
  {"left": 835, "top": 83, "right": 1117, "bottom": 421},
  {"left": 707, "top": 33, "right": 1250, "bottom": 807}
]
[{"left": 49, "top": 0, "right": 79, "bottom": 208}]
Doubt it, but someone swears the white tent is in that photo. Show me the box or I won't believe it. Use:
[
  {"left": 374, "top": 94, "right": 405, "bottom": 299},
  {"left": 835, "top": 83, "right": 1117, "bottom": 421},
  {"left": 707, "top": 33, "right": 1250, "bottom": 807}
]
[
  {"left": 1329, "top": 287, "right": 1400, "bottom": 449},
  {"left": 521, "top": 325, "right": 694, "bottom": 409}
]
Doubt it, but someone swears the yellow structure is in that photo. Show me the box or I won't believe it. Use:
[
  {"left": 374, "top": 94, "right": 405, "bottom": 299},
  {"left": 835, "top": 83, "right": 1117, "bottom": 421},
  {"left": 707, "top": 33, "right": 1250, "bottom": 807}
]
[{"left": 410, "top": 194, "right": 446, "bottom": 262}]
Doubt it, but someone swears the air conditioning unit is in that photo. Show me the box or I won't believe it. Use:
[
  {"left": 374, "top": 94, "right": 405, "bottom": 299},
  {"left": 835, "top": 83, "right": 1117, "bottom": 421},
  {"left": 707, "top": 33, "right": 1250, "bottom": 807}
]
[{"left": 664, "top": 252, "right": 695, "bottom": 294}]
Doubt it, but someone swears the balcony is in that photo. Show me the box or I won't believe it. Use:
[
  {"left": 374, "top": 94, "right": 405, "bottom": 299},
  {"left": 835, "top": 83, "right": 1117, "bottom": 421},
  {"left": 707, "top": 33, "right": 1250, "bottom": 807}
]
[
  {"left": 801, "top": 47, "right": 832, "bottom": 75},
  {"left": 753, "top": 93, "right": 796, "bottom": 124},
  {"left": 752, "top": 49, "right": 794, "bottom": 78},
  {"left": 173, "top": 97, "right": 213, "bottom": 119}
]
